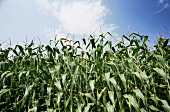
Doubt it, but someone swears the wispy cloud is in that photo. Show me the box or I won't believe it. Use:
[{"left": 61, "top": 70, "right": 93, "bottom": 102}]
[
  {"left": 155, "top": 0, "right": 170, "bottom": 14},
  {"left": 35, "top": 0, "right": 52, "bottom": 15},
  {"left": 35, "top": 0, "right": 118, "bottom": 39},
  {"left": 159, "top": 0, "right": 164, "bottom": 4}
]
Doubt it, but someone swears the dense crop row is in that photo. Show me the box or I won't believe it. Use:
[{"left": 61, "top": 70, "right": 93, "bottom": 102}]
[{"left": 0, "top": 32, "right": 170, "bottom": 111}]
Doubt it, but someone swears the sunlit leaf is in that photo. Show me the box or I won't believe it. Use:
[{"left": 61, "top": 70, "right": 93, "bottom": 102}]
[
  {"left": 54, "top": 80, "right": 62, "bottom": 91},
  {"left": 106, "top": 102, "right": 114, "bottom": 112},
  {"left": 133, "top": 89, "right": 145, "bottom": 105},
  {"left": 153, "top": 68, "right": 166, "bottom": 80},
  {"left": 149, "top": 105, "right": 160, "bottom": 111},
  {"left": 119, "top": 74, "right": 127, "bottom": 90},
  {"left": 124, "top": 94, "right": 139, "bottom": 111},
  {"left": 89, "top": 80, "right": 95, "bottom": 92},
  {"left": 84, "top": 103, "right": 94, "bottom": 112},
  {"left": 108, "top": 91, "right": 115, "bottom": 106},
  {"left": 57, "top": 92, "right": 63, "bottom": 105},
  {"left": 160, "top": 100, "right": 170, "bottom": 112},
  {"left": 110, "top": 77, "right": 117, "bottom": 89}
]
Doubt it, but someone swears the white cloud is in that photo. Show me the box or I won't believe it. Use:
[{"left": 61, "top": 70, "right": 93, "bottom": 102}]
[
  {"left": 56, "top": 0, "right": 108, "bottom": 34},
  {"left": 159, "top": 0, "right": 164, "bottom": 4},
  {"left": 35, "top": 0, "right": 52, "bottom": 15},
  {"left": 155, "top": 2, "right": 170, "bottom": 13},
  {"left": 164, "top": 3, "right": 170, "bottom": 8},
  {"left": 36, "top": 0, "right": 118, "bottom": 38}
]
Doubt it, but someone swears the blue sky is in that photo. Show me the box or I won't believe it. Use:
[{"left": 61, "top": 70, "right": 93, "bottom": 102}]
[{"left": 0, "top": 0, "right": 170, "bottom": 47}]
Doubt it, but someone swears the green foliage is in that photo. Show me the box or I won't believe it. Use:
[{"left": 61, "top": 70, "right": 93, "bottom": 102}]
[{"left": 0, "top": 32, "right": 170, "bottom": 111}]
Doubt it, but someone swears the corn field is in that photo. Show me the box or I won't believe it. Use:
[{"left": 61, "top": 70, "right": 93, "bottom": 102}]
[{"left": 0, "top": 32, "right": 170, "bottom": 111}]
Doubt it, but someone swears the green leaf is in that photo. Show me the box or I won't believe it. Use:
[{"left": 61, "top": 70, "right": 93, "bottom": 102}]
[
  {"left": 27, "top": 40, "right": 34, "bottom": 48},
  {"left": 133, "top": 89, "right": 145, "bottom": 105},
  {"left": 165, "top": 54, "right": 170, "bottom": 61},
  {"left": 0, "top": 89, "right": 10, "bottom": 96},
  {"left": 60, "top": 40, "right": 64, "bottom": 46},
  {"left": 107, "top": 61, "right": 115, "bottom": 65},
  {"left": 89, "top": 80, "right": 95, "bottom": 92},
  {"left": 100, "top": 34, "right": 105, "bottom": 38},
  {"left": 142, "top": 35, "right": 148, "bottom": 42},
  {"left": 108, "top": 91, "right": 115, "bottom": 106},
  {"left": 150, "top": 95, "right": 160, "bottom": 106},
  {"left": 75, "top": 97, "right": 84, "bottom": 112},
  {"left": 32, "top": 91, "right": 36, "bottom": 102},
  {"left": 46, "top": 87, "right": 52, "bottom": 106},
  {"left": 4, "top": 50, "right": 9, "bottom": 58},
  {"left": 105, "top": 72, "right": 110, "bottom": 81},
  {"left": 149, "top": 105, "right": 160, "bottom": 111},
  {"left": 57, "top": 92, "right": 63, "bottom": 105},
  {"left": 84, "top": 103, "right": 94, "bottom": 112},
  {"left": 53, "top": 47, "right": 60, "bottom": 54},
  {"left": 28, "top": 47, "right": 32, "bottom": 55},
  {"left": 62, "top": 74, "right": 67, "bottom": 85},
  {"left": 65, "top": 92, "right": 72, "bottom": 109},
  {"left": 158, "top": 84, "right": 166, "bottom": 88},
  {"left": 140, "top": 108, "right": 147, "bottom": 112},
  {"left": 86, "top": 43, "right": 90, "bottom": 49},
  {"left": 90, "top": 38, "right": 96, "bottom": 49},
  {"left": 109, "top": 77, "right": 117, "bottom": 89},
  {"left": 124, "top": 94, "right": 139, "bottom": 111},
  {"left": 19, "top": 84, "right": 30, "bottom": 98},
  {"left": 104, "top": 41, "right": 108, "bottom": 47},
  {"left": 74, "top": 41, "right": 80, "bottom": 45},
  {"left": 140, "top": 71, "right": 148, "bottom": 80},
  {"left": 82, "top": 38, "right": 86, "bottom": 45},
  {"left": 13, "top": 49, "right": 19, "bottom": 56},
  {"left": 18, "top": 71, "right": 26, "bottom": 81},
  {"left": 83, "top": 93, "right": 96, "bottom": 103},
  {"left": 16, "top": 45, "right": 25, "bottom": 55},
  {"left": 107, "top": 41, "right": 112, "bottom": 48},
  {"left": 107, "top": 32, "right": 113, "bottom": 36},
  {"left": 106, "top": 102, "right": 114, "bottom": 112},
  {"left": 55, "top": 64, "right": 61, "bottom": 74},
  {"left": 112, "top": 47, "right": 115, "bottom": 52},
  {"left": 133, "top": 72, "right": 142, "bottom": 81},
  {"left": 119, "top": 74, "right": 127, "bottom": 90},
  {"left": 54, "top": 80, "right": 62, "bottom": 91},
  {"left": 153, "top": 68, "right": 166, "bottom": 80},
  {"left": 97, "top": 87, "right": 107, "bottom": 101},
  {"left": 1, "top": 71, "right": 10, "bottom": 79},
  {"left": 3, "top": 72, "right": 13, "bottom": 85},
  {"left": 105, "top": 72, "right": 111, "bottom": 88},
  {"left": 123, "top": 35, "right": 130, "bottom": 41},
  {"left": 160, "top": 100, "right": 170, "bottom": 112},
  {"left": 163, "top": 39, "right": 169, "bottom": 49}
]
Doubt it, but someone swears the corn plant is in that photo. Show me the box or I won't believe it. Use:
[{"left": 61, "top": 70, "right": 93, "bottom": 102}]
[{"left": 0, "top": 32, "right": 170, "bottom": 111}]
